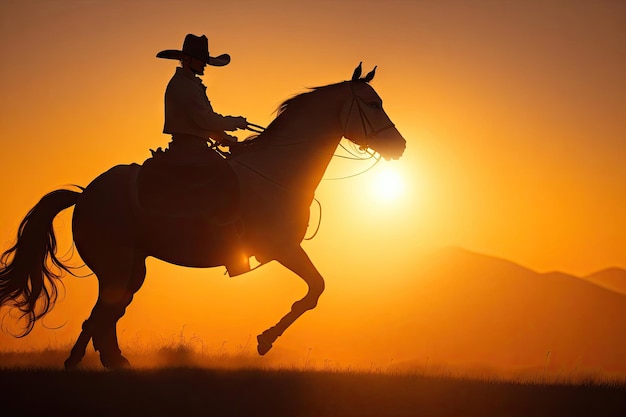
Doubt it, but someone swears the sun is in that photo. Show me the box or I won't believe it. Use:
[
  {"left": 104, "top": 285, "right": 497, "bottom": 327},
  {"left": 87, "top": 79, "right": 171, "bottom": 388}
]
[{"left": 370, "top": 165, "right": 405, "bottom": 202}]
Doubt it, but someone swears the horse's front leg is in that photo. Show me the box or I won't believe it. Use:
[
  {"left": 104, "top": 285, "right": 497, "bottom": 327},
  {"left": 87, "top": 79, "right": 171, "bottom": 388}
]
[{"left": 257, "top": 244, "right": 325, "bottom": 355}]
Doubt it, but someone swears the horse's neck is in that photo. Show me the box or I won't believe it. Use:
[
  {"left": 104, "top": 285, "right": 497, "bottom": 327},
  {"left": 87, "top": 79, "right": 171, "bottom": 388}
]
[
  {"left": 268, "top": 116, "right": 341, "bottom": 190},
  {"left": 235, "top": 100, "right": 343, "bottom": 202}
]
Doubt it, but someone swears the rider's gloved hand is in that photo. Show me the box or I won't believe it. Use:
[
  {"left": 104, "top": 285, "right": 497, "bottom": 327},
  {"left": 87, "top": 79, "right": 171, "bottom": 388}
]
[{"left": 225, "top": 116, "right": 248, "bottom": 131}]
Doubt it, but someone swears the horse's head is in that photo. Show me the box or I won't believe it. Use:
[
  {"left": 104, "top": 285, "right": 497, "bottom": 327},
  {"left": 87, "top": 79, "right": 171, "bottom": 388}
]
[{"left": 340, "top": 64, "right": 406, "bottom": 160}]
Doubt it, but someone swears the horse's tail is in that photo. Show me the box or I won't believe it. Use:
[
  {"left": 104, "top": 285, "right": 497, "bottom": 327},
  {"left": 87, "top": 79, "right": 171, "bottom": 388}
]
[{"left": 0, "top": 188, "right": 82, "bottom": 336}]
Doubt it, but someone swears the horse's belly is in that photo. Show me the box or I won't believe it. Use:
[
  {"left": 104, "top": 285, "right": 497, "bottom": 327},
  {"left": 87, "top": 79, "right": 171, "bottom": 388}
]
[{"left": 141, "top": 216, "right": 243, "bottom": 268}]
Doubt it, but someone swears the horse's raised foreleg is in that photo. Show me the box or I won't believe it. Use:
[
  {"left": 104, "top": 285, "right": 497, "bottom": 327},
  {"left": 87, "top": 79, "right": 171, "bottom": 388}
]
[{"left": 257, "top": 245, "right": 325, "bottom": 355}]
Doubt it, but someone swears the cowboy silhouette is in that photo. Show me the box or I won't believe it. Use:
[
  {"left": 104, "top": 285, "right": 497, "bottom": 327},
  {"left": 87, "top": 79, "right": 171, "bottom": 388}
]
[
  {"left": 157, "top": 33, "right": 248, "bottom": 159},
  {"left": 135, "top": 33, "right": 249, "bottom": 273}
]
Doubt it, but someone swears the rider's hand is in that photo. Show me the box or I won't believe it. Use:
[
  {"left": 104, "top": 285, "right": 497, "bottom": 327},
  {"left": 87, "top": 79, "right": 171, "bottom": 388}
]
[{"left": 225, "top": 116, "right": 248, "bottom": 131}]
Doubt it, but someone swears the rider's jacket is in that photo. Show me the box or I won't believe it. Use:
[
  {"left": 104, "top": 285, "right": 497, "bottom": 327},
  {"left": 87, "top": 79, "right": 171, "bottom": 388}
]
[{"left": 163, "top": 67, "right": 236, "bottom": 143}]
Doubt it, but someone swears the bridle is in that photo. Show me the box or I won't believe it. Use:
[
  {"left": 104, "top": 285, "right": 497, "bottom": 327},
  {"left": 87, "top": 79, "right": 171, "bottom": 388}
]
[{"left": 342, "top": 81, "right": 396, "bottom": 149}]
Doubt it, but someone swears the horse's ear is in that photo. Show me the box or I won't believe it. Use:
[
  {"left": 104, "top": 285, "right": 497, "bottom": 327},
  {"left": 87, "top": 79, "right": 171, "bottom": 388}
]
[
  {"left": 362, "top": 66, "right": 377, "bottom": 83},
  {"left": 351, "top": 62, "right": 362, "bottom": 81}
]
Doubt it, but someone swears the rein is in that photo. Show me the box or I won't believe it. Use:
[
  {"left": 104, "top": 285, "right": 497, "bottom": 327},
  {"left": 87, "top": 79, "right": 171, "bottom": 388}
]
[{"left": 246, "top": 122, "right": 265, "bottom": 134}]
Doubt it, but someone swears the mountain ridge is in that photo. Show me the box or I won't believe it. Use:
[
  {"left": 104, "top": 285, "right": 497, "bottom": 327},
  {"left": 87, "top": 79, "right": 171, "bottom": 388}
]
[
  {"left": 308, "top": 246, "right": 626, "bottom": 377},
  {"left": 583, "top": 267, "right": 626, "bottom": 295}
]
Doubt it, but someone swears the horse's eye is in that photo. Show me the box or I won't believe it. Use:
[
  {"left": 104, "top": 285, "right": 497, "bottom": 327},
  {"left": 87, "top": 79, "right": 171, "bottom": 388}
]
[{"left": 370, "top": 102, "right": 381, "bottom": 109}]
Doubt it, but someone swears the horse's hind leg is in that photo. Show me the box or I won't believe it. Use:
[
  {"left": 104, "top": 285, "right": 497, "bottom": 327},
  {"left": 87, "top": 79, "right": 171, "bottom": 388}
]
[
  {"left": 65, "top": 250, "right": 146, "bottom": 369},
  {"left": 64, "top": 320, "right": 94, "bottom": 369},
  {"left": 93, "top": 252, "right": 146, "bottom": 369}
]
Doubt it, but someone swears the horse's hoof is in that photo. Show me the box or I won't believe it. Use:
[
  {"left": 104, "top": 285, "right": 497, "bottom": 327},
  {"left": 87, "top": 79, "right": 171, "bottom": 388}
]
[
  {"left": 64, "top": 356, "right": 81, "bottom": 370},
  {"left": 256, "top": 334, "right": 273, "bottom": 356}
]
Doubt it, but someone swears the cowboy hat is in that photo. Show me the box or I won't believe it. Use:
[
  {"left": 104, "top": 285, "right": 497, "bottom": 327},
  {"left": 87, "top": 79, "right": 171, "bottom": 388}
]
[{"left": 157, "top": 34, "right": 230, "bottom": 66}]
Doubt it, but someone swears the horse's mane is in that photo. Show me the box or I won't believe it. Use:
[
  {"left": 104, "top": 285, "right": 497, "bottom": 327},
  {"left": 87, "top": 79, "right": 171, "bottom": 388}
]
[
  {"left": 234, "top": 81, "right": 348, "bottom": 153},
  {"left": 276, "top": 81, "right": 346, "bottom": 117}
]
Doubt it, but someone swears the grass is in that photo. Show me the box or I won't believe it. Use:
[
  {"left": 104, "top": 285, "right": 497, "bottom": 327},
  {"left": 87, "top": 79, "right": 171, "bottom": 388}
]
[
  {"left": 1, "top": 366, "right": 625, "bottom": 417},
  {"left": 1, "top": 335, "right": 625, "bottom": 416}
]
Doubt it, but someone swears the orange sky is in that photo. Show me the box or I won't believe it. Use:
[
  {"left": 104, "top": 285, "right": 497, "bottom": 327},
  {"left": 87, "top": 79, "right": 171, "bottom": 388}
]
[{"left": 1, "top": 1, "right": 625, "bottom": 364}]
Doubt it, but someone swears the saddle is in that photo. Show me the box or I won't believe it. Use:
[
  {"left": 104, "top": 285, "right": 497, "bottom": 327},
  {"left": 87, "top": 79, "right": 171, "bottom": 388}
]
[{"left": 137, "top": 146, "right": 240, "bottom": 221}]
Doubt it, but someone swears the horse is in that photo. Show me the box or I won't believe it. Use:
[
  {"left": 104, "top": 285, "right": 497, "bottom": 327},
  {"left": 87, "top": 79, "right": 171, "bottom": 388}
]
[{"left": 0, "top": 64, "right": 406, "bottom": 369}]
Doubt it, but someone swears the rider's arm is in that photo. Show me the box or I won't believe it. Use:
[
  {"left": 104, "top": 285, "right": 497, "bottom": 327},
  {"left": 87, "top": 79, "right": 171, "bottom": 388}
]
[
  {"left": 186, "top": 86, "right": 243, "bottom": 132},
  {"left": 164, "top": 72, "right": 247, "bottom": 141}
]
